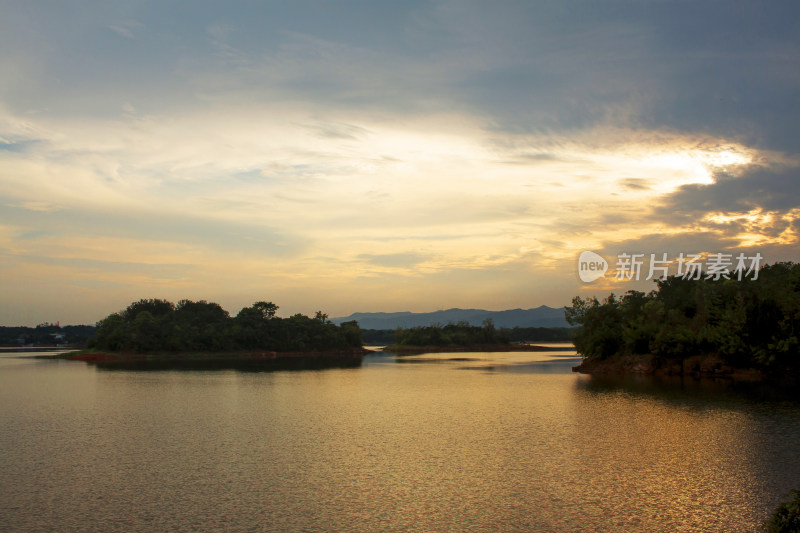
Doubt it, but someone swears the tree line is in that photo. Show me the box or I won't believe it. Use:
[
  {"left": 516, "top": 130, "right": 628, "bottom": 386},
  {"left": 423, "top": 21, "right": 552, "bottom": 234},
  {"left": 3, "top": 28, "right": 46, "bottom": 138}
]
[
  {"left": 92, "top": 299, "right": 363, "bottom": 353},
  {"left": 364, "top": 325, "right": 575, "bottom": 346},
  {"left": 0, "top": 324, "right": 96, "bottom": 347},
  {"left": 565, "top": 262, "right": 800, "bottom": 369},
  {"left": 392, "top": 319, "right": 510, "bottom": 347},
  {"left": 1, "top": 313, "right": 574, "bottom": 349}
]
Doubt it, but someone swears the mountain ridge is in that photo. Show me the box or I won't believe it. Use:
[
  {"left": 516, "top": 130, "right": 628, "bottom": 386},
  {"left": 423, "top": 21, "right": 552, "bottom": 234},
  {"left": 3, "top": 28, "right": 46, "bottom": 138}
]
[{"left": 331, "top": 306, "right": 569, "bottom": 329}]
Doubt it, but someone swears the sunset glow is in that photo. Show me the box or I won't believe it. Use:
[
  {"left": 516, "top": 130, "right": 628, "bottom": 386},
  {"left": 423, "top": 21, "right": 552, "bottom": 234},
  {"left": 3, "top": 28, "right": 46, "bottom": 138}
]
[{"left": 0, "top": 1, "right": 798, "bottom": 325}]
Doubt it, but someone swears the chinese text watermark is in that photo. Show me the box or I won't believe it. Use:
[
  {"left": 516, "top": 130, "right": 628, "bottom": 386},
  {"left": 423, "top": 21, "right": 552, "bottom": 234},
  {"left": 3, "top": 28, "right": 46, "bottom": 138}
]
[{"left": 578, "top": 251, "right": 763, "bottom": 283}]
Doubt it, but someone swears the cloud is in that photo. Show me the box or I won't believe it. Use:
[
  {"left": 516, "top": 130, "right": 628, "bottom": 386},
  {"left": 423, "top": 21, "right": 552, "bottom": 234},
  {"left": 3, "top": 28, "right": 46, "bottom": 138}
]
[
  {"left": 618, "top": 179, "right": 652, "bottom": 191},
  {"left": 0, "top": 0, "right": 798, "bottom": 323},
  {"left": 307, "top": 121, "right": 371, "bottom": 140},
  {"left": 657, "top": 164, "right": 800, "bottom": 217},
  {"left": 108, "top": 20, "right": 141, "bottom": 40},
  {"left": 4, "top": 252, "right": 194, "bottom": 279},
  {"left": 2, "top": 1, "right": 798, "bottom": 155},
  {"left": 0, "top": 203, "right": 307, "bottom": 258},
  {"left": 357, "top": 252, "right": 429, "bottom": 268}
]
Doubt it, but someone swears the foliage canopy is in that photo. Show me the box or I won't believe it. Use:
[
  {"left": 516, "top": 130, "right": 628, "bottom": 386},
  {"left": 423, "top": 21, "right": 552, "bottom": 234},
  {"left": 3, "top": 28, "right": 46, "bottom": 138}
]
[
  {"left": 93, "top": 299, "right": 363, "bottom": 353},
  {"left": 565, "top": 262, "right": 800, "bottom": 369},
  {"left": 393, "top": 319, "right": 510, "bottom": 347},
  {"left": 765, "top": 490, "right": 800, "bottom": 533}
]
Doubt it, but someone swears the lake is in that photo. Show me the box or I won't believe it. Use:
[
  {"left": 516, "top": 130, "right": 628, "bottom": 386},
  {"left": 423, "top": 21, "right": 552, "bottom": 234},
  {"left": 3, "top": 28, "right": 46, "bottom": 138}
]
[{"left": 1, "top": 347, "right": 799, "bottom": 532}]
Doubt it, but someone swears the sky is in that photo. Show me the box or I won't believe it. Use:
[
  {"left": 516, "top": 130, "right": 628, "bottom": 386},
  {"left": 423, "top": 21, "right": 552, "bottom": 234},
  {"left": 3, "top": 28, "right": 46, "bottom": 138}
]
[{"left": 1, "top": 1, "right": 799, "bottom": 326}]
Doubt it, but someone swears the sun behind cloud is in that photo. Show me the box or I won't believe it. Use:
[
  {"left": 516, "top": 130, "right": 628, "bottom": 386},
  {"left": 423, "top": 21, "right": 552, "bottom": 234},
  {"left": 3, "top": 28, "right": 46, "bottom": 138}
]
[{"left": 0, "top": 1, "right": 797, "bottom": 324}]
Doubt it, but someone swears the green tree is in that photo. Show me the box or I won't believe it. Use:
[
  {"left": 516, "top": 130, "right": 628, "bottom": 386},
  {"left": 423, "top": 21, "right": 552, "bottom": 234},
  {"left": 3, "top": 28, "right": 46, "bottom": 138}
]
[
  {"left": 565, "top": 295, "right": 623, "bottom": 360},
  {"left": 253, "top": 301, "right": 278, "bottom": 319},
  {"left": 124, "top": 299, "right": 175, "bottom": 320},
  {"left": 95, "top": 312, "right": 129, "bottom": 351},
  {"left": 92, "top": 298, "right": 364, "bottom": 353},
  {"left": 765, "top": 490, "right": 800, "bottom": 533},
  {"left": 565, "top": 262, "right": 800, "bottom": 369},
  {"left": 132, "top": 310, "right": 160, "bottom": 352},
  {"left": 339, "top": 321, "right": 363, "bottom": 348}
]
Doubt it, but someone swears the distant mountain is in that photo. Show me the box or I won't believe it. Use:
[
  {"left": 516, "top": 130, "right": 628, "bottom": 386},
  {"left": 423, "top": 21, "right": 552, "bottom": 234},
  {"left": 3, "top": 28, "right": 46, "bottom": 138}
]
[{"left": 331, "top": 306, "right": 569, "bottom": 329}]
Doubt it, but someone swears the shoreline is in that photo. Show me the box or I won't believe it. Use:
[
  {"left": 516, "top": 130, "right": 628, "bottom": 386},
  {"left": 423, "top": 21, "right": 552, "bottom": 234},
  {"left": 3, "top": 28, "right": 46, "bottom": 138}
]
[
  {"left": 570, "top": 353, "right": 798, "bottom": 383},
  {"left": 54, "top": 348, "right": 369, "bottom": 370},
  {"left": 381, "top": 343, "right": 575, "bottom": 355}
]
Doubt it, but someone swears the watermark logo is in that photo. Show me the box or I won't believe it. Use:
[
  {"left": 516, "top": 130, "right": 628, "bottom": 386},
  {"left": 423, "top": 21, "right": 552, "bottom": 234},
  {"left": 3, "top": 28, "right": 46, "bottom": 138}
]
[
  {"left": 578, "top": 251, "right": 609, "bottom": 283},
  {"left": 578, "top": 251, "right": 763, "bottom": 283}
]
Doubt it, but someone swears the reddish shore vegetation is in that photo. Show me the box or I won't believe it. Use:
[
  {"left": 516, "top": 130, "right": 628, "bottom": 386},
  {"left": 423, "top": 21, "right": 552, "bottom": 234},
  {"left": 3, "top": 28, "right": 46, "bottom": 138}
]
[
  {"left": 572, "top": 353, "right": 766, "bottom": 381},
  {"left": 65, "top": 352, "right": 121, "bottom": 363},
  {"left": 65, "top": 348, "right": 369, "bottom": 366}
]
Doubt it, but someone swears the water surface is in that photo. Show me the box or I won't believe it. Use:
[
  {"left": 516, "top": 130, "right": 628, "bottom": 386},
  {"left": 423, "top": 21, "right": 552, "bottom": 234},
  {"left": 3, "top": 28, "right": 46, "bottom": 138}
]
[{"left": 1, "top": 348, "right": 798, "bottom": 532}]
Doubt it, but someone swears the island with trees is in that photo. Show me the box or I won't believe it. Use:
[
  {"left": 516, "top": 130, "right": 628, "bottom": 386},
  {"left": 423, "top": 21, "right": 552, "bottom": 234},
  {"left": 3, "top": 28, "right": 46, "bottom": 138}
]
[
  {"left": 567, "top": 262, "right": 800, "bottom": 383},
  {"left": 61, "top": 299, "right": 367, "bottom": 370}
]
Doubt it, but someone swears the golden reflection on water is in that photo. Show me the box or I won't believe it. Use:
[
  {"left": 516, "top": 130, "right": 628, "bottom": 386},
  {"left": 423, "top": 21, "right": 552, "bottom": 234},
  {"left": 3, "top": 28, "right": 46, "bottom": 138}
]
[
  {"left": 569, "top": 379, "right": 768, "bottom": 531},
  {"left": 1, "top": 350, "right": 799, "bottom": 531}
]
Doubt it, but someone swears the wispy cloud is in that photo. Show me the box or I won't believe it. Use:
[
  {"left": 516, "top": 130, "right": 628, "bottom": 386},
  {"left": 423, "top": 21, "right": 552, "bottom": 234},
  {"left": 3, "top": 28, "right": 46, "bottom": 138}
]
[{"left": 0, "top": 0, "right": 797, "bottom": 324}]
